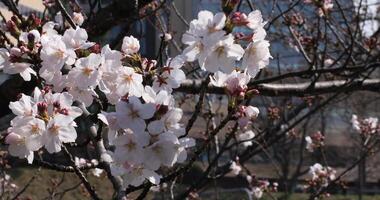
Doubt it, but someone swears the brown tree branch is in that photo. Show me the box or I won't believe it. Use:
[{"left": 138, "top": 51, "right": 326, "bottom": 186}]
[{"left": 176, "top": 78, "right": 380, "bottom": 97}]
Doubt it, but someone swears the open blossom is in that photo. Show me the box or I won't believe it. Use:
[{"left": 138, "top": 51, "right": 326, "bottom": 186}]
[
  {"left": 147, "top": 108, "right": 184, "bottom": 136},
  {"left": 98, "top": 45, "right": 123, "bottom": 104},
  {"left": 44, "top": 114, "right": 78, "bottom": 153},
  {"left": 211, "top": 70, "right": 251, "bottom": 97},
  {"left": 115, "top": 97, "right": 155, "bottom": 132},
  {"left": 152, "top": 56, "right": 186, "bottom": 92},
  {"left": 98, "top": 111, "right": 120, "bottom": 145},
  {"left": 202, "top": 34, "right": 245, "bottom": 73},
  {"left": 241, "top": 39, "right": 271, "bottom": 77},
  {"left": 9, "top": 94, "right": 35, "bottom": 117},
  {"left": 62, "top": 27, "right": 94, "bottom": 49},
  {"left": 236, "top": 105, "right": 260, "bottom": 129},
  {"left": 40, "top": 34, "right": 76, "bottom": 82},
  {"left": 116, "top": 67, "right": 144, "bottom": 97},
  {"left": 111, "top": 163, "right": 161, "bottom": 187},
  {"left": 0, "top": 48, "right": 36, "bottom": 81},
  {"left": 67, "top": 53, "right": 102, "bottom": 89},
  {"left": 122, "top": 36, "right": 140, "bottom": 54},
  {"left": 309, "top": 163, "right": 336, "bottom": 187},
  {"left": 142, "top": 86, "right": 174, "bottom": 106},
  {"left": 144, "top": 132, "right": 182, "bottom": 170},
  {"left": 184, "top": 10, "right": 226, "bottom": 38},
  {"left": 246, "top": 10, "right": 266, "bottom": 30},
  {"left": 6, "top": 116, "right": 46, "bottom": 164},
  {"left": 113, "top": 129, "right": 150, "bottom": 164}
]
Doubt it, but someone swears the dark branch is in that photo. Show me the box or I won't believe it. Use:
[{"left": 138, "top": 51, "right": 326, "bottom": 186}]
[{"left": 176, "top": 78, "right": 380, "bottom": 97}]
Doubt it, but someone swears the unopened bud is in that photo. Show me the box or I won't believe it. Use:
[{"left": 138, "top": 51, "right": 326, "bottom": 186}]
[{"left": 231, "top": 12, "right": 248, "bottom": 26}]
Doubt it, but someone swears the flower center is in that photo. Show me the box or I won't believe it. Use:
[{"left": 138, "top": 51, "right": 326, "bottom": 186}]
[
  {"left": 129, "top": 109, "right": 139, "bottom": 119},
  {"left": 82, "top": 67, "right": 93, "bottom": 76},
  {"left": 125, "top": 141, "right": 136, "bottom": 151},
  {"left": 215, "top": 46, "right": 225, "bottom": 57},
  {"left": 123, "top": 74, "right": 133, "bottom": 83},
  {"left": 54, "top": 49, "right": 65, "bottom": 59},
  {"left": 152, "top": 145, "right": 162, "bottom": 154},
  {"left": 30, "top": 124, "right": 40, "bottom": 134},
  {"left": 49, "top": 124, "right": 60, "bottom": 135}
]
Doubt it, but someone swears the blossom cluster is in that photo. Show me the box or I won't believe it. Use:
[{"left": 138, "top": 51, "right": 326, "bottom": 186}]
[
  {"left": 5, "top": 87, "right": 82, "bottom": 163},
  {"left": 0, "top": 6, "right": 270, "bottom": 187},
  {"left": 308, "top": 163, "right": 336, "bottom": 188},
  {"left": 246, "top": 175, "right": 278, "bottom": 199},
  {"left": 183, "top": 10, "right": 270, "bottom": 146},
  {"left": 305, "top": 131, "right": 325, "bottom": 152},
  {"left": 351, "top": 114, "right": 379, "bottom": 136}
]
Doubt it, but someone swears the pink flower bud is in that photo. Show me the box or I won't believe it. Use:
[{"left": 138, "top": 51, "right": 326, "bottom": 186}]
[{"left": 231, "top": 12, "right": 248, "bottom": 26}]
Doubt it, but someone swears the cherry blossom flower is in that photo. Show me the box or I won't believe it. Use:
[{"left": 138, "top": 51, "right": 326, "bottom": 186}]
[
  {"left": 62, "top": 27, "right": 94, "bottom": 49},
  {"left": 98, "top": 45, "right": 123, "bottom": 104},
  {"left": 43, "top": 114, "right": 78, "bottom": 153},
  {"left": 6, "top": 116, "right": 46, "bottom": 164},
  {"left": 111, "top": 163, "right": 161, "bottom": 187},
  {"left": 236, "top": 105, "right": 260, "bottom": 129},
  {"left": 305, "top": 131, "right": 324, "bottom": 152},
  {"left": 115, "top": 97, "right": 155, "bottom": 132},
  {"left": 147, "top": 108, "right": 184, "bottom": 136},
  {"left": 98, "top": 111, "right": 120, "bottom": 145},
  {"left": 8, "top": 94, "right": 35, "bottom": 117},
  {"left": 252, "top": 187, "right": 264, "bottom": 199},
  {"left": 177, "top": 137, "right": 196, "bottom": 163},
  {"left": 121, "top": 36, "right": 140, "bottom": 54},
  {"left": 113, "top": 129, "right": 150, "bottom": 164},
  {"left": 9, "top": 117, "right": 45, "bottom": 152},
  {"left": 152, "top": 56, "right": 186, "bottom": 92},
  {"left": 72, "top": 12, "right": 84, "bottom": 26},
  {"left": 0, "top": 48, "right": 36, "bottom": 81},
  {"left": 116, "top": 67, "right": 144, "bottom": 97},
  {"left": 211, "top": 70, "right": 251, "bottom": 97},
  {"left": 351, "top": 114, "right": 379, "bottom": 135},
  {"left": 5, "top": 132, "right": 34, "bottom": 164},
  {"left": 67, "top": 53, "right": 102, "bottom": 89},
  {"left": 246, "top": 10, "right": 266, "bottom": 30},
  {"left": 181, "top": 10, "right": 226, "bottom": 66},
  {"left": 144, "top": 132, "right": 182, "bottom": 170},
  {"left": 241, "top": 39, "right": 271, "bottom": 77},
  {"left": 39, "top": 34, "right": 76, "bottom": 82},
  {"left": 67, "top": 86, "right": 98, "bottom": 106},
  {"left": 142, "top": 86, "right": 174, "bottom": 106},
  {"left": 202, "top": 34, "right": 245, "bottom": 73}
]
